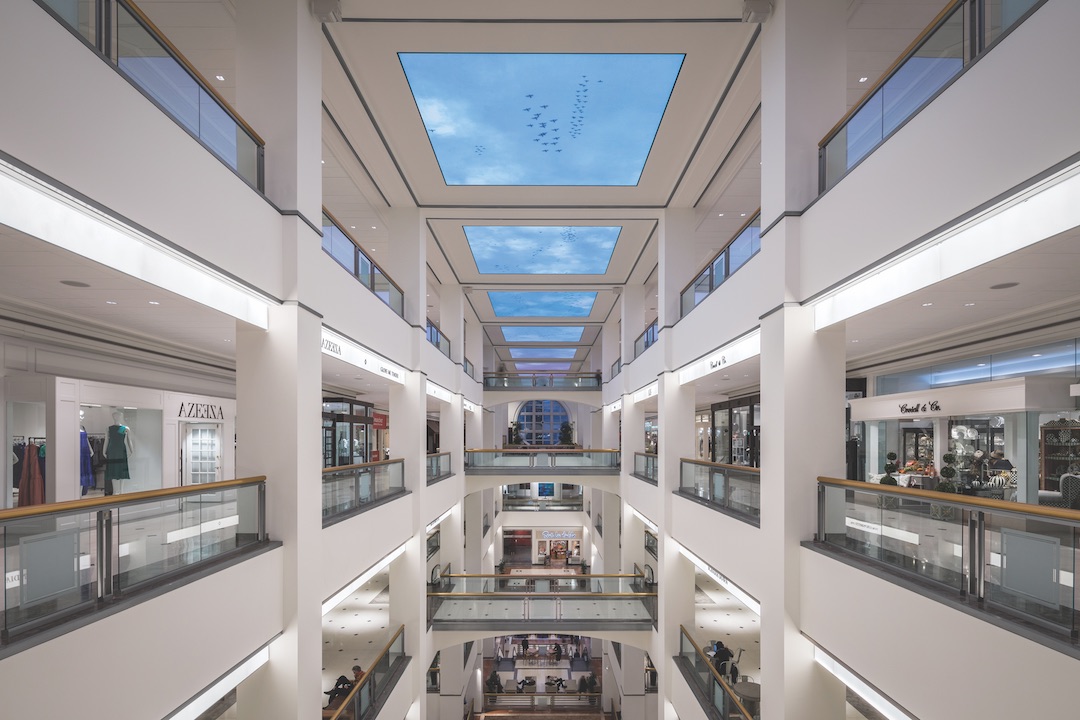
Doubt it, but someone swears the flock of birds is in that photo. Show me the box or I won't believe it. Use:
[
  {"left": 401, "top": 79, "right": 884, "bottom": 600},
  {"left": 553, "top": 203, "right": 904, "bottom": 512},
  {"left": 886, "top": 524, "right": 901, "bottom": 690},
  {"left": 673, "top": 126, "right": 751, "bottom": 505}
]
[{"left": 481, "top": 226, "right": 585, "bottom": 273}]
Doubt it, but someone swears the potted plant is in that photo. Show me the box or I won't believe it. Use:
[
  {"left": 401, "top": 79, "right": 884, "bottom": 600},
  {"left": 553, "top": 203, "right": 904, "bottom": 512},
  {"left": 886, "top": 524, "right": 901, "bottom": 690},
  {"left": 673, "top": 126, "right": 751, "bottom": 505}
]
[
  {"left": 932, "top": 454, "right": 958, "bottom": 519},
  {"left": 878, "top": 452, "right": 899, "bottom": 508},
  {"left": 559, "top": 421, "right": 574, "bottom": 446}
]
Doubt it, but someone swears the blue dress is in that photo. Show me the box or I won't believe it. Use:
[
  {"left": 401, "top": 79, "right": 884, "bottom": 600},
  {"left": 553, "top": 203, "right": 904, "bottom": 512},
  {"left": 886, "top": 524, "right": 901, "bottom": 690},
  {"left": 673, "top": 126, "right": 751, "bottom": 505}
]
[{"left": 79, "top": 429, "right": 94, "bottom": 494}]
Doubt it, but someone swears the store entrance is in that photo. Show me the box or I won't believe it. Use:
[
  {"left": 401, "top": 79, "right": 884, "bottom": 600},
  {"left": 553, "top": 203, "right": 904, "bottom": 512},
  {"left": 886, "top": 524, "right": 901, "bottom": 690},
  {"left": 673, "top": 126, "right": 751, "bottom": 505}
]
[
  {"left": 181, "top": 423, "right": 221, "bottom": 486},
  {"left": 502, "top": 529, "right": 533, "bottom": 564},
  {"left": 711, "top": 395, "right": 761, "bottom": 467}
]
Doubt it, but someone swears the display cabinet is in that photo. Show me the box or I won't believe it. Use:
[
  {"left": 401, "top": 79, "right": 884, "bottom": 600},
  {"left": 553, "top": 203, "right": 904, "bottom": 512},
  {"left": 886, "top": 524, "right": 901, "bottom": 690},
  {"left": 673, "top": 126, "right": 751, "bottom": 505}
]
[{"left": 1040, "top": 419, "right": 1080, "bottom": 490}]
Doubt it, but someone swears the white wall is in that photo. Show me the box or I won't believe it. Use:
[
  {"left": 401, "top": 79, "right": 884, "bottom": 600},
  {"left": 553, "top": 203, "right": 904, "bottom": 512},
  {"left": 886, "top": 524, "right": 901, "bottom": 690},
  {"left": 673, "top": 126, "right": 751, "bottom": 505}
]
[
  {"left": 322, "top": 493, "right": 414, "bottom": 602},
  {"left": 0, "top": 547, "right": 284, "bottom": 720}
]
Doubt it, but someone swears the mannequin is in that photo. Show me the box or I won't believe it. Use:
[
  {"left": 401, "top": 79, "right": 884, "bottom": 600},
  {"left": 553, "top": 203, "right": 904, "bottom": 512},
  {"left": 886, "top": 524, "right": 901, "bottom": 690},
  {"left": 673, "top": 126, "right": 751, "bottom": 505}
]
[
  {"left": 103, "top": 411, "right": 135, "bottom": 495},
  {"left": 78, "top": 409, "right": 94, "bottom": 496}
]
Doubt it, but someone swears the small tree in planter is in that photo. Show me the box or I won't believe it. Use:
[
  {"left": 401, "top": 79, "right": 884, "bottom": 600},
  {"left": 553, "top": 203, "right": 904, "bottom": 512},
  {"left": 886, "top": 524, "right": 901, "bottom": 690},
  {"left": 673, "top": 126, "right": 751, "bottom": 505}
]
[
  {"left": 932, "top": 453, "right": 959, "bottom": 519},
  {"left": 559, "top": 421, "right": 574, "bottom": 446},
  {"left": 879, "top": 452, "right": 899, "bottom": 508}
]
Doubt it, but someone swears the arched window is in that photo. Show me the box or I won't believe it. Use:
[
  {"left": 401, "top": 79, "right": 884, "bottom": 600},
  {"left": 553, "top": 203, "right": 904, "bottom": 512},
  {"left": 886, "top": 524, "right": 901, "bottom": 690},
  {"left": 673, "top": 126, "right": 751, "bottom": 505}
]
[{"left": 516, "top": 400, "right": 571, "bottom": 446}]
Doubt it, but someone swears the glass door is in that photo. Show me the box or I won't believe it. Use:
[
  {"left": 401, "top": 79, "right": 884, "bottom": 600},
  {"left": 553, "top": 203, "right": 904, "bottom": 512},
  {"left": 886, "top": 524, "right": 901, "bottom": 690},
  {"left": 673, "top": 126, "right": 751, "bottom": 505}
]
[
  {"left": 182, "top": 423, "right": 221, "bottom": 486},
  {"left": 712, "top": 407, "right": 730, "bottom": 464}
]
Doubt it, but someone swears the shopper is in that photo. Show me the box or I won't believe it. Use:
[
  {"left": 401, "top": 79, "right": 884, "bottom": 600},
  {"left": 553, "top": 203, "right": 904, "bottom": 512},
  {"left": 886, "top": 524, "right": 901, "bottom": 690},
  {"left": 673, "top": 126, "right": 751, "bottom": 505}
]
[
  {"left": 989, "top": 450, "right": 1014, "bottom": 471},
  {"left": 324, "top": 666, "right": 363, "bottom": 707}
]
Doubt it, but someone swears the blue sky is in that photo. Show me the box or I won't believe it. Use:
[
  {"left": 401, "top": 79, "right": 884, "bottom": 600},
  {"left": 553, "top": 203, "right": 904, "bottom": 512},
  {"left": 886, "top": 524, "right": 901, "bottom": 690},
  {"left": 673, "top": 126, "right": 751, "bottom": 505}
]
[
  {"left": 502, "top": 326, "right": 585, "bottom": 342},
  {"left": 510, "top": 348, "right": 577, "bottom": 359},
  {"left": 489, "top": 291, "right": 596, "bottom": 317},
  {"left": 399, "top": 53, "right": 684, "bottom": 185},
  {"left": 464, "top": 225, "right": 620, "bottom": 274},
  {"left": 515, "top": 362, "right": 573, "bottom": 371}
]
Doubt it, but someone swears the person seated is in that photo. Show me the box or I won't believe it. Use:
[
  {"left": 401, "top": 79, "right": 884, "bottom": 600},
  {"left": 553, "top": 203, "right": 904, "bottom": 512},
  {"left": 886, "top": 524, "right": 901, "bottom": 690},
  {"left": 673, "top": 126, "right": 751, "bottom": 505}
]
[{"left": 325, "top": 666, "right": 363, "bottom": 708}]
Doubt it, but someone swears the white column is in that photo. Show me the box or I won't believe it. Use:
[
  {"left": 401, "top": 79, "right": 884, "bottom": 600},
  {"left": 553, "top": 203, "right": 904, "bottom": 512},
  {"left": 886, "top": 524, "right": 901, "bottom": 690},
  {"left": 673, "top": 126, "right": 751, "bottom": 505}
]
[
  {"left": 758, "top": 304, "right": 847, "bottom": 719},
  {"left": 621, "top": 286, "right": 645, "bottom": 367},
  {"left": 657, "top": 210, "right": 699, "bottom": 343},
  {"left": 384, "top": 209, "right": 427, "bottom": 332},
  {"left": 440, "top": 284, "right": 465, "bottom": 365},
  {"left": 234, "top": 304, "right": 323, "bottom": 720},
  {"left": 440, "top": 394, "right": 464, "bottom": 477},
  {"left": 463, "top": 490, "right": 483, "bottom": 572}
]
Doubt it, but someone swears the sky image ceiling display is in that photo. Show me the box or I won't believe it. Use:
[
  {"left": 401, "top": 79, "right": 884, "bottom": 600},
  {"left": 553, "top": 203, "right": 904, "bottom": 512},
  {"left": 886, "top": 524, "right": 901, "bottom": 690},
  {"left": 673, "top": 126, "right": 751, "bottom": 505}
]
[
  {"left": 399, "top": 53, "right": 685, "bottom": 186},
  {"left": 515, "top": 362, "right": 573, "bottom": 371},
  {"left": 464, "top": 225, "right": 621, "bottom": 274},
  {"left": 489, "top": 291, "right": 596, "bottom": 317},
  {"left": 502, "top": 326, "right": 585, "bottom": 342},
  {"left": 510, "top": 348, "right": 577, "bottom": 359}
]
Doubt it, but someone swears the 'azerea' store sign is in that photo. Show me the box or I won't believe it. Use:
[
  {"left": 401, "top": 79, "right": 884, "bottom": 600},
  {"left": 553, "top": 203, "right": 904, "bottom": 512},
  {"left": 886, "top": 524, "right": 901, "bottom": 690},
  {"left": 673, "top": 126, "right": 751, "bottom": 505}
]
[{"left": 178, "top": 402, "right": 225, "bottom": 420}]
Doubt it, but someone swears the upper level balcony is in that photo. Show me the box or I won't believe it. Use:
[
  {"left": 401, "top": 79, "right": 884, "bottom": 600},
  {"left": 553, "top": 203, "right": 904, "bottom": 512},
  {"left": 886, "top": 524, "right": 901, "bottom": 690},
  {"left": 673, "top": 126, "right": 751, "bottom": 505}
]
[
  {"left": 466, "top": 450, "right": 619, "bottom": 476},
  {"left": 483, "top": 372, "right": 602, "bottom": 391}
]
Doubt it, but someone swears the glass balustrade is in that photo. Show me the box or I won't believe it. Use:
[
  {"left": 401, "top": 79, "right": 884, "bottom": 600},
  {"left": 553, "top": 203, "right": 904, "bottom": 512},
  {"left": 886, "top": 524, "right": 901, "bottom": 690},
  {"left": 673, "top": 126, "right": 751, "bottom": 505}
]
[
  {"left": 322, "top": 211, "right": 405, "bottom": 318},
  {"left": 680, "top": 214, "right": 761, "bottom": 318},
  {"left": 322, "top": 459, "right": 406, "bottom": 525},
  {"left": 676, "top": 626, "right": 754, "bottom": 720},
  {"left": 679, "top": 459, "right": 761, "bottom": 525},
  {"left": 634, "top": 321, "right": 658, "bottom": 359},
  {"left": 426, "top": 453, "right": 453, "bottom": 484},
  {"left": 428, "top": 573, "right": 655, "bottom": 627},
  {"left": 328, "top": 626, "right": 407, "bottom": 720},
  {"left": 1, "top": 477, "right": 265, "bottom": 642},
  {"left": 818, "top": 477, "right": 1080, "bottom": 643},
  {"left": 633, "top": 453, "right": 659, "bottom": 485},
  {"left": 427, "top": 319, "right": 452, "bottom": 359},
  {"left": 820, "top": 0, "right": 1042, "bottom": 191},
  {"left": 483, "top": 373, "right": 601, "bottom": 390},
  {"left": 466, "top": 449, "right": 619, "bottom": 474}
]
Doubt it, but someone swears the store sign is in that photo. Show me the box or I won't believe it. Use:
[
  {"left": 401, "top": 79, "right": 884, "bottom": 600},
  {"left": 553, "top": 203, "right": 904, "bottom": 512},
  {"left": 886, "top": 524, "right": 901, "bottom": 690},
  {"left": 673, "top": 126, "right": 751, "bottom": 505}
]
[
  {"left": 426, "top": 381, "right": 453, "bottom": 403},
  {"left": 679, "top": 330, "right": 761, "bottom": 384},
  {"left": 607, "top": 398, "right": 622, "bottom": 413},
  {"left": 372, "top": 413, "right": 389, "bottom": 430},
  {"left": 632, "top": 382, "right": 658, "bottom": 404},
  {"left": 178, "top": 402, "right": 225, "bottom": 420},
  {"left": 540, "top": 529, "right": 580, "bottom": 540},
  {"left": 899, "top": 401, "right": 940, "bottom": 414},
  {"left": 463, "top": 399, "right": 479, "bottom": 413},
  {"left": 321, "top": 329, "right": 405, "bottom": 384}
]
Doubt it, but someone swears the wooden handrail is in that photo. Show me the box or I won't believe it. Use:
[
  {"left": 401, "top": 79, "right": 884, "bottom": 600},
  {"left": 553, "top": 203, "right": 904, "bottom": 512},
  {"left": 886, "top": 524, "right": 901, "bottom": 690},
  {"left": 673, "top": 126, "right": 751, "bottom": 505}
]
[
  {"left": 429, "top": 592, "right": 657, "bottom": 597},
  {"left": 467, "top": 448, "right": 619, "bottom": 453},
  {"left": 635, "top": 451, "right": 658, "bottom": 458},
  {"left": 427, "top": 451, "right": 452, "bottom": 458},
  {"left": 678, "top": 625, "right": 755, "bottom": 719},
  {"left": 818, "top": 476, "right": 1080, "bottom": 523},
  {"left": 323, "top": 458, "right": 402, "bottom": 473},
  {"left": 119, "top": 0, "right": 264, "bottom": 146},
  {"left": 328, "top": 625, "right": 406, "bottom": 720},
  {"left": 682, "top": 458, "right": 761, "bottom": 474},
  {"left": 0, "top": 476, "right": 265, "bottom": 522},
  {"left": 818, "top": 0, "right": 965, "bottom": 147},
  {"left": 443, "top": 572, "right": 641, "bottom": 578}
]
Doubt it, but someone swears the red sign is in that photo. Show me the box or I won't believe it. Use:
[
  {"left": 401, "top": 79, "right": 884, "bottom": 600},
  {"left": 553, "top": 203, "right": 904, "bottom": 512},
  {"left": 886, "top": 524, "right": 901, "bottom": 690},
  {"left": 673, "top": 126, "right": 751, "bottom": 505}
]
[
  {"left": 370, "top": 450, "right": 381, "bottom": 461},
  {"left": 372, "top": 412, "right": 389, "bottom": 430}
]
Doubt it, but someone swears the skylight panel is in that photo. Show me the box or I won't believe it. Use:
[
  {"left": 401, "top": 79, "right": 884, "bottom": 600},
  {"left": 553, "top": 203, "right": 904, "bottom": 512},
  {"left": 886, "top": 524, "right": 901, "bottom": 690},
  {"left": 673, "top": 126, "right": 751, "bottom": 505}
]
[
  {"left": 489, "top": 291, "right": 596, "bottom": 317},
  {"left": 399, "top": 53, "right": 684, "bottom": 186},
  {"left": 502, "top": 326, "right": 585, "bottom": 342},
  {"left": 509, "top": 348, "right": 577, "bottom": 359},
  {"left": 516, "top": 362, "right": 573, "bottom": 371},
  {"left": 464, "top": 226, "right": 621, "bottom": 274}
]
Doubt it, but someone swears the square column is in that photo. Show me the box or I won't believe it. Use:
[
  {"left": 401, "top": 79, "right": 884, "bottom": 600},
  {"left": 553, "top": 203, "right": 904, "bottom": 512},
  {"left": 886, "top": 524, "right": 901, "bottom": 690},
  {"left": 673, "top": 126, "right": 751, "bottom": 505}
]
[
  {"left": 758, "top": 304, "right": 846, "bottom": 719},
  {"left": 440, "top": 284, "right": 465, "bottom": 365},
  {"left": 234, "top": 303, "right": 323, "bottom": 720},
  {"left": 658, "top": 210, "right": 699, "bottom": 339}
]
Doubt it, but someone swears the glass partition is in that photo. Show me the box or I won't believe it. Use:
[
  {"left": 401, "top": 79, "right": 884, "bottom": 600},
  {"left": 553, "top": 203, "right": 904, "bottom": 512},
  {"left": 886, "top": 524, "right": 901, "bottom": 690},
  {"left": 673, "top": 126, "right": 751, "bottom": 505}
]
[
  {"left": 818, "top": 477, "right": 1080, "bottom": 642},
  {"left": 634, "top": 321, "right": 658, "bottom": 359},
  {"left": 322, "top": 459, "right": 406, "bottom": 525},
  {"left": 678, "top": 460, "right": 761, "bottom": 525},
  {"left": 483, "top": 373, "right": 601, "bottom": 389},
  {"left": 427, "top": 319, "right": 452, "bottom": 359},
  {"left": 1, "top": 477, "right": 265, "bottom": 642},
  {"left": 322, "top": 211, "right": 405, "bottom": 318},
  {"left": 677, "top": 626, "right": 754, "bottom": 720},
  {"left": 426, "top": 453, "right": 452, "bottom": 484},
  {"left": 466, "top": 449, "right": 619, "bottom": 473},
  {"left": 680, "top": 215, "right": 761, "bottom": 318},
  {"left": 819, "top": 0, "right": 1043, "bottom": 191},
  {"left": 329, "top": 626, "right": 407, "bottom": 720},
  {"left": 633, "top": 452, "right": 659, "bottom": 485},
  {"left": 113, "top": 1, "right": 262, "bottom": 187}
]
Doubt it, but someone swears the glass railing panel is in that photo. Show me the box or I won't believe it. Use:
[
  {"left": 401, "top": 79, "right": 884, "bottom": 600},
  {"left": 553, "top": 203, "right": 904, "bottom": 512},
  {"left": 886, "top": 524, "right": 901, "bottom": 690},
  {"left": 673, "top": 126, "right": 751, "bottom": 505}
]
[
  {"left": 322, "top": 460, "right": 405, "bottom": 523},
  {"left": 679, "top": 460, "right": 761, "bottom": 523},
  {"left": 820, "top": 483, "right": 966, "bottom": 592},
  {"left": 727, "top": 222, "right": 761, "bottom": 275},
  {"left": 677, "top": 628, "right": 753, "bottom": 720},
  {"left": 373, "top": 267, "right": 397, "bottom": 312},
  {"left": 322, "top": 215, "right": 357, "bottom": 273},
  {"left": 427, "top": 453, "right": 452, "bottom": 483},
  {"left": 710, "top": 251, "right": 727, "bottom": 288},
  {"left": 41, "top": 0, "right": 97, "bottom": 44},
  {"left": 611, "top": 359, "right": 621, "bottom": 379},
  {"left": 358, "top": 251, "right": 373, "bottom": 290},
  {"left": 331, "top": 627, "right": 406, "bottom": 720},
  {"left": 645, "top": 530, "right": 658, "bottom": 559},
  {"left": 2, "top": 509, "right": 97, "bottom": 637},
  {"left": 114, "top": 1, "right": 260, "bottom": 187},
  {"left": 982, "top": 511, "right": 1077, "bottom": 635},
  {"left": 633, "top": 452, "right": 658, "bottom": 484},
  {"left": 985, "top": 0, "right": 1040, "bottom": 45}
]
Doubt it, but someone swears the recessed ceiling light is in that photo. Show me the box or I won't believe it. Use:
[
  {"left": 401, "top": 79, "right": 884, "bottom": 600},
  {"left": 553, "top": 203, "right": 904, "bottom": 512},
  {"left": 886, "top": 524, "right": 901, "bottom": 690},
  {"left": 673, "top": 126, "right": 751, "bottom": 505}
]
[
  {"left": 977, "top": 363, "right": 987, "bottom": 367},
  {"left": 148, "top": 301, "right": 160, "bottom": 305},
  {"left": 371, "top": 226, "right": 377, "bottom": 230},
  {"left": 859, "top": 77, "right": 869, "bottom": 83},
  {"left": 851, "top": 339, "right": 859, "bottom": 343},
  {"left": 964, "top": 302, "right": 976, "bottom": 307},
  {"left": 215, "top": 74, "right": 225, "bottom": 81},
  {"left": 60, "top": 280, "right": 91, "bottom": 287},
  {"left": 990, "top": 282, "right": 1019, "bottom": 290},
  {"left": 224, "top": 338, "right": 231, "bottom": 342},
  {"left": 321, "top": 160, "right": 325, "bottom": 164},
  {"left": 105, "top": 300, "right": 117, "bottom": 305},
  {"left": 350, "top": 225, "right": 356, "bottom": 229},
  {"left": 718, "top": 213, "right": 724, "bottom": 217},
  {"left": 921, "top": 302, "right": 933, "bottom": 307},
  {"left": 1032, "top": 353, "right": 1042, "bottom": 357},
  {"left": 740, "top": 213, "right": 747, "bottom": 217}
]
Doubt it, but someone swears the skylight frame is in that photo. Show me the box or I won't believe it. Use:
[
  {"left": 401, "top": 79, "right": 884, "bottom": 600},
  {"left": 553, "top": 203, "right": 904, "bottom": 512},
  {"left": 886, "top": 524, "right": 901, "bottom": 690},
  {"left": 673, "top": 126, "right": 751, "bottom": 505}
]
[
  {"left": 463, "top": 225, "right": 622, "bottom": 275},
  {"left": 488, "top": 290, "right": 598, "bottom": 318}
]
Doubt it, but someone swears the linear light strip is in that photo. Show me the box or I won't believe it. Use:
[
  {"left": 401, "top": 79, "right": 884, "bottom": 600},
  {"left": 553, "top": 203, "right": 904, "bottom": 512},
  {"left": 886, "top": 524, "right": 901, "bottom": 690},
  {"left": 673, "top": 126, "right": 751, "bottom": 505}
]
[
  {"left": 632, "top": 381, "right": 658, "bottom": 404},
  {"left": 813, "top": 646, "right": 915, "bottom": 720},
  {"left": 0, "top": 159, "right": 272, "bottom": 329},
  {"left": 321, "top": 327, "right": 405, "bottom": 384},
  {"left": 426, "top": 507, "right": 453, "bottom": 534},
  {"left": 165, "top": 644, "right": 270, "bottom": 720},
  {"left": 813, "top": 163, "right": 1080, "bottom": 330},
  {"left": 322, "top": 541, "right": 407, "bottom": 616},
  {"left": 675, "top": 541, "right": 760, "bottom": 615},
  {"left": 628, "top": 505, "right": 658, "bottom": 532},
  {"left": 678, "top": 330, "right": 761, "bottom": 385},
  {"left": 426, "top": 380, "right": 453, "bottom": 403}
]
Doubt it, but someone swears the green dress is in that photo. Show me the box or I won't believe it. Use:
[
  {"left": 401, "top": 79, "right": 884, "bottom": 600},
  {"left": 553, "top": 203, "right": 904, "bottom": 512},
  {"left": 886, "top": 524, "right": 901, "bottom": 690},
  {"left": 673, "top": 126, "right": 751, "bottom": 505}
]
[{"left": 105, "top": 424, "right": 131, "bottom": 482}]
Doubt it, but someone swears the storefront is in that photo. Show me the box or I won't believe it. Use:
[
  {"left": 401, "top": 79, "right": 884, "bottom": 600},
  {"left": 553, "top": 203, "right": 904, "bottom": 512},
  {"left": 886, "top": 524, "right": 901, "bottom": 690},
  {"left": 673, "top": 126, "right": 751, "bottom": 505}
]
[
  {"left": 6, "top": 375, "right": 235, "bottom": 507},
  {"left": 321, "top": 397, "right": 375, "bottom": 468},
  {"left": 500, "top": 526, "right": 584, "bottom": 566},
  {"left": 711, "top": 394, "right": 760, "bottom": 467},
  {"left": 850, "top": 376, "right": 1077, "bottom": 503}
]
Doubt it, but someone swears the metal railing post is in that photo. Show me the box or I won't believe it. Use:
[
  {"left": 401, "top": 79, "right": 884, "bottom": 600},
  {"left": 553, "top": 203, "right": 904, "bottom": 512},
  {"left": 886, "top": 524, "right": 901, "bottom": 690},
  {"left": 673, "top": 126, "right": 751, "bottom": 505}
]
[
  {"left": 98, "top": 508, "right": 113, "bottom": 598},
  {"left": 258, "top": 482, "right": 267, "bottom": 541}
]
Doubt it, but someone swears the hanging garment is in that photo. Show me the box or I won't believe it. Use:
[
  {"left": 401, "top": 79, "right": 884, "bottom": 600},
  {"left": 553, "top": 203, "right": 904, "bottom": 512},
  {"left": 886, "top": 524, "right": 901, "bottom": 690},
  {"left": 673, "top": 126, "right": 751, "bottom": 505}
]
[
  {"left": 18, "top": 442, "right": 45, "bottom": 506},
  {"left": 79, "top": 430, "right": 94, "bottom": 495},
  {"left": 11, "top": 442, "right": 25, "bottom": 490},
  {"left": 105, "top": 425, "right": 131, "bottom": 495}
]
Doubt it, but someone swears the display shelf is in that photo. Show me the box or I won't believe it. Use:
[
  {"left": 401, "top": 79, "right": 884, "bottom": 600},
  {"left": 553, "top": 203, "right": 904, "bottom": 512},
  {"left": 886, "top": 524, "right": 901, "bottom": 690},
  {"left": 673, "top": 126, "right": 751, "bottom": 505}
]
[{"left": 1039, "top": 419, "right": 1080, "bottom": 491}]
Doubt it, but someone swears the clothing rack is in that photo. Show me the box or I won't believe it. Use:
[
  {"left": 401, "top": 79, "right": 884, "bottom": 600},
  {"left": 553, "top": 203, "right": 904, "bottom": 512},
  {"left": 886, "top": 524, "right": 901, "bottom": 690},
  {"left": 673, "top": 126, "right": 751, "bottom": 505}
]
[{"left": 12, "top": 435, "right": 25, "bottom": 443}]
